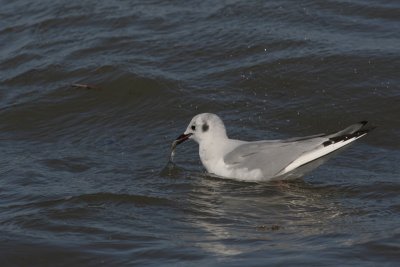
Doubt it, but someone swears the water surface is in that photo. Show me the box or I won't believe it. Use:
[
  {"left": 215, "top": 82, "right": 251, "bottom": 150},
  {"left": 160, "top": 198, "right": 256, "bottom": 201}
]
[{"left": 0, "top": 0, "right": 399, "bottom": 266}]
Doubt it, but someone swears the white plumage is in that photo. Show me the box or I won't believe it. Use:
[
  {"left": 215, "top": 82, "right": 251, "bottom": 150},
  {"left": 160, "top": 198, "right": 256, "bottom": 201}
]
[{"left": 174, "top": 113, "right": 373, "bottom": 181}]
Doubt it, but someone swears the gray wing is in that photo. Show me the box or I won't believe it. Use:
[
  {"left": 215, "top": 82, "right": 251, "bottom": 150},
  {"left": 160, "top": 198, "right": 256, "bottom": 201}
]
[
  {"left": 224, "top": 121, "right": 371, "bottom": 178},
  {"left": 224, "top": 137, "right": 326, "bottom": 178}
]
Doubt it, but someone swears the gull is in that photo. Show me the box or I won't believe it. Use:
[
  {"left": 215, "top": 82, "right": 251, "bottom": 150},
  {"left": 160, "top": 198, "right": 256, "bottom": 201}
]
[{"left": 172, "top": 113, "right": 373, "bottom": 181}]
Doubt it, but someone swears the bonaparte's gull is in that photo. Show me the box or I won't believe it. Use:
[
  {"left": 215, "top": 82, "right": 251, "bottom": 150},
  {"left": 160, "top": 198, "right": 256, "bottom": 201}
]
[{"left": 172, "top": 113, "right": 373, "bottom": 181}]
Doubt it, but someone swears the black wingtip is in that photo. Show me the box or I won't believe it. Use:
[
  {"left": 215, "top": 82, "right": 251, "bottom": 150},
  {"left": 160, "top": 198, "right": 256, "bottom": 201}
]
[
  {"left": 359, "top": 120, "right": 368, "bottom": 126},
  {"left": 323, "top": 126, "right": 374, "bottom": 147},
  {"left": 322, "top": 140, "right": 333, "bottom": 146}
]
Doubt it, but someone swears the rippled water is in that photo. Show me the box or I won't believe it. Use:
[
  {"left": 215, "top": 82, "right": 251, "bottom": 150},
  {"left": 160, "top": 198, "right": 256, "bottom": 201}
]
[{"left": 1, "top": 0, "right": 399, "bottom": 266}]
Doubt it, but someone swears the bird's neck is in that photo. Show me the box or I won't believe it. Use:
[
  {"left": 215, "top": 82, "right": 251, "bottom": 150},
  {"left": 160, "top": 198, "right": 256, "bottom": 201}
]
[{"left": 198, "top": 137, "right": 237, "bottom": 173}]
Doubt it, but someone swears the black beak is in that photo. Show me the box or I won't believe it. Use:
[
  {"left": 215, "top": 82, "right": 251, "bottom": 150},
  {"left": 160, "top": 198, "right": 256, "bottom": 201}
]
[{"left": 174, "top": 133, "right": 193, "bottom": 146}]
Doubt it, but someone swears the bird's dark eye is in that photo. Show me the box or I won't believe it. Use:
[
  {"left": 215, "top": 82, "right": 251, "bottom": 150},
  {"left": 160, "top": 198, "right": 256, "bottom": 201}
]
[{"left": 191, "top": 125, "right": 196, "bottom": 131}]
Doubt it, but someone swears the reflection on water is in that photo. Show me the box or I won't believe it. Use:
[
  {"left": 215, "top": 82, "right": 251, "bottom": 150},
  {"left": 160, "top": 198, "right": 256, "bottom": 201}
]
[{"left": 170, "top": 172, "right": 342, "bottom": 256}]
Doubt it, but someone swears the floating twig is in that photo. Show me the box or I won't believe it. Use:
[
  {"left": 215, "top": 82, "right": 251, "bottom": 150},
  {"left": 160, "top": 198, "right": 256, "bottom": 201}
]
[{"left": 71, "top": 83, "right": 101, "bottom": 90}]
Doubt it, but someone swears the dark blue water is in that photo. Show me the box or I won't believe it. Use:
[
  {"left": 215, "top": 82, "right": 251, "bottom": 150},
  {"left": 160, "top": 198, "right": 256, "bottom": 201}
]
[{"left": 0, "top": 0, "right": 399, "bottom": 266}]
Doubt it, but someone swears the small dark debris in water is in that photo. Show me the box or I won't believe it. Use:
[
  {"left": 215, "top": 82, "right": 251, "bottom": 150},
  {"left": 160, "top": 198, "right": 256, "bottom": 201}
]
[
  {"left": 256, "top": 224, "right": 282, "bottom": 231},
  {"left": 270, "top": 225, "right": 281, "bottom": 231},
  {"left": 72, "top": 83, "right": 101, "bottom": 90}
]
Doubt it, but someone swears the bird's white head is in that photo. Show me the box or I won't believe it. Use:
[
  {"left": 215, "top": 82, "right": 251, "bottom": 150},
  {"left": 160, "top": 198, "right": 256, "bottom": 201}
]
[{"left": 174, "top": 113, "right": 228, "bottom": 146}]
